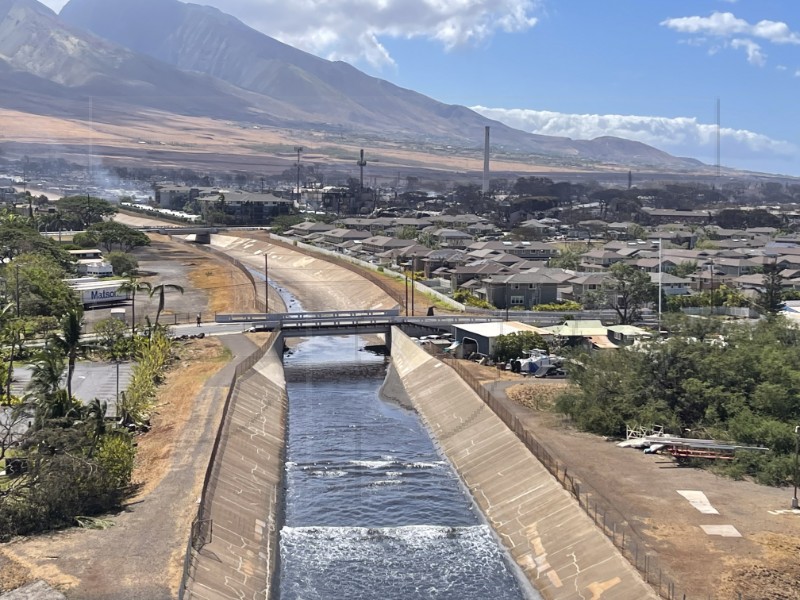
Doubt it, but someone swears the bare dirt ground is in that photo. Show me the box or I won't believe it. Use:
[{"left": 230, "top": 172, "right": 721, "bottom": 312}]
[
  {"left": 0, "top": 107, "right": 594, "bottom": 176},
  {"left": 469, "top": 365, "right": 800, "bottom": 600}
]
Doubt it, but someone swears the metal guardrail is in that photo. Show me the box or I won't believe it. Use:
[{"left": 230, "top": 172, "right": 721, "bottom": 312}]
[
  {"left": 422, "top": 345, "right": 751, "bottom": 600},
  {"left": 216, "top": 309, "right": 400, "bottom": 323}
]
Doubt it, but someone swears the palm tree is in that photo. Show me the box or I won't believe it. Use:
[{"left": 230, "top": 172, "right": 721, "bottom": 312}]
[
  {"left": 85, "top": 397, "right": 108, "bottom": 458},
  {"left": 28, "top": 347, "right": 65, "bottom": 400},
  {"left": 3, "top": 318, "right": 24, "bottom": 404},
  {"left": 49, "top": 308, "right": 92, "bottom": 401},
  {"left": 149, "top": 283, "right": 184, "bottom": 326},
  {"left": 117, "top": 277, "right": 152, "bottom": 336},
  {"left": 28, "top": 349, "right": 81, "bottom": 429}
]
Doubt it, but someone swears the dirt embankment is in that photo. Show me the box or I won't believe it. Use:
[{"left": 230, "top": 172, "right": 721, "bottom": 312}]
[{"left": 468, "top": 364, "right": 800, "bottom": 600}]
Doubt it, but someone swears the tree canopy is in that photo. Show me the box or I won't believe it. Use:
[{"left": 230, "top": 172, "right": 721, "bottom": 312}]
[
  {"left": 3, "top": 253, "right": 80, "bottom": 318},
  {"left": 603, "top": 262, "right": 655, "bottom": 324},
  {"left": 56, "top": 196, "right": 116, "bottom": 229},
  {"left": 492, "top": 331, "right": 549, "bottom": 363},
  {"left": 78, "top": 221, "right": 151, "bottom": 253},
  {"left": 557, "top": 317, "right": 800, "bottom": 485}
]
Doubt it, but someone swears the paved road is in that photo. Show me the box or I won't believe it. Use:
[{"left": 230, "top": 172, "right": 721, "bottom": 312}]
[{"left": 12, "top": 363, "right": 134, "bottom": 417}]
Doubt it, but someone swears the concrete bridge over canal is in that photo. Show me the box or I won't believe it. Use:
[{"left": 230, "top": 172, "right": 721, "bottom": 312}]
[{"left": 215, "top": 309, "right": 501, "bottom": 344}]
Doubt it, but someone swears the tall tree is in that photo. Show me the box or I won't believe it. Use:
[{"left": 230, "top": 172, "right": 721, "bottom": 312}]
[
  {"left": 84, "top": 398, "right": 108, "bottom": 458},
  {"left": 759, "top": 261, "right": 785, "bottom": 316},
  {"left": 27, "top": 350, "right": 81, "bottom": 429},
  {"left": 56, "top": 196, "right": 116, "bottom": 229},
  {"left": 603, "top": 262, "right": 656, "bottom": 324},
  {"left": 117, "top": 277, "right": 151, "bottom": 336},
  {"left": 149, "top": 283, "right": 184, "bottom": 326},
  {"left": 49, "top": 309, "right": 91, "bottom": 401}
]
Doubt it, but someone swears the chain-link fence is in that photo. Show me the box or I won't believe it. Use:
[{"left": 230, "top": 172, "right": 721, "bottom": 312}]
[
  {"left": 423, "top": 345, "right": 748, "bottom": 600},
  {"left": 177, "top": 333, "right": 279, "bottom": 599}
]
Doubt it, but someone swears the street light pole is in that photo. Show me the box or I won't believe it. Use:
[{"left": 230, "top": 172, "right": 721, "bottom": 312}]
[
  {"left": 410, "top": 256, "right": 415, "bottom": 317},
  {"left": 792, "top": 425, "right": 799, "bottom": 510},
  {"left": 404, "top": 267, "right": 409, "bottom": 317},
  {"left": 505, "top": 281, "right": 509, "bottom": 322},
  {"left": 14, "top": 263, "right": 20, "bottom": 317},
  {"left": 264, "top": 252, "right": 269, "bottom": 314},
  {"left": 115, "top": 360, "right": 120, "bottom": 406}
]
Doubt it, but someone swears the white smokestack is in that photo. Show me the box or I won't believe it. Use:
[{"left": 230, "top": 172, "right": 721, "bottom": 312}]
[{"left": 482, "top": 126, "right": 490, "bottom": 195}]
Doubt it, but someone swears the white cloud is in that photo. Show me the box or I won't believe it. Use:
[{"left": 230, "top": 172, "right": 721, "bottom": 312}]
[
  {"left": 470, "top": 106, "right": 796, "bottom": 163},
  {"left": 661, "top": 12, "right": 800, "bottom": 44},
  {"left": 183, "top": 0, "right": 540, "bottom": 68},
  {"left": 661, "top": 11, "right": 800, "bottom": 67},
  {"left": 730, "top": 38, "right": 766, "bottom": 65}
]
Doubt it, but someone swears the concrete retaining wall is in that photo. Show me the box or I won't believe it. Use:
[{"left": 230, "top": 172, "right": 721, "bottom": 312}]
[
  {"left": 184, "top": 335, "right": 287, "bottom": 600},
  {"left": 389, "top": 327, "right": 657, "bottom": 600},
  {"left": 268, "top": 232, "right": 466, "bottom": 311}
]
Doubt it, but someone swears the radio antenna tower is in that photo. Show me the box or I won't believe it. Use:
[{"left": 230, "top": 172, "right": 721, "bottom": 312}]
[{"left": 716, "top": 97, "right": 721, "bottom": 179}]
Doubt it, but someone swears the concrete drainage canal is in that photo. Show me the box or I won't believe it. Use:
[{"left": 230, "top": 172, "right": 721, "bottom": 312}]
[{"left": 277, "top": 334, "right": 539, "bottom": 599}]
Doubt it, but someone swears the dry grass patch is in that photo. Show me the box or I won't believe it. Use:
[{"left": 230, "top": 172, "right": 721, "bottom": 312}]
[
  {"left": 507, "top": 381, "right": 570, "bottom": 410},
  {"left": 187, "top": 256, "right": 255, "bottom": 314},
  {"left": 716, "top": 532, "right": 800, "bottom": 600},
  {"left": 131, "top": 338, "right": 230, "bottom": 500},
  {"left": 0, "top": 551, "right": 31, "bottom": 592}
]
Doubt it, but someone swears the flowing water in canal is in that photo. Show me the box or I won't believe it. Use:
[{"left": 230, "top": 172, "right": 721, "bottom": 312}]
[{"left": 278, "top": 335, "right": 535, "bottom": 599}]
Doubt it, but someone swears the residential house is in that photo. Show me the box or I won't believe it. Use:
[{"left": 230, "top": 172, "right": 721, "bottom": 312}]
[
  {"left": 713, "top": 257, "right": 759, "bottom": 277},
  {"left": 360, "top": 236, "right": 417, "bottom": 255},
  {"left": 635, "top": 257, "right": 679, "bottom": 273},
  {"left": 322, "top": 228, "right": 372, "bottom": 246},
  {"left": 450, "top": 261, "right": 510, "bottom": 292},
  {"left": 286, "top": 221, "right": 336, "bottom": 238},
  {"left": 431, "top": 228, "right": 474, "bottom": 249},
  {"left": 467, "top": 241, "right": 558, "bottom": 261},
  {"left": 568, "top": 273, "right": 610, "bottom": 303},
  {"left": 649, "top": 273, "right": 692, "bottom": 296},
  {"left": 482, "top": 272, "right": 559, "bottom": 309},
  {"left": 580, "top": 249, "right": 625, "bottom": 272},
  {"left": 418, "top": 249, "right": 467, "bottom": 278}
]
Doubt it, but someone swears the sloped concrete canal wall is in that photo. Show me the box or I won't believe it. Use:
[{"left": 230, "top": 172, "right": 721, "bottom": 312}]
[
  {"left": 388, "top": 327, "right": 657, "bottom": 600},
  {"left": 181, "top": 334, "right": 286, "bottom": 600}
]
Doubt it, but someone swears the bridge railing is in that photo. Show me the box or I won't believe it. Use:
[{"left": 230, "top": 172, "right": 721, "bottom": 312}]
[{"left": 215, "top": 309, "right": 400, "bottom": 323}]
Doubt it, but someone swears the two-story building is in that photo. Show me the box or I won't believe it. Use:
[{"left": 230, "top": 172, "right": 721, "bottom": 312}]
[{"left": 482, "top": 272, "right": 559, "bottom": 309}]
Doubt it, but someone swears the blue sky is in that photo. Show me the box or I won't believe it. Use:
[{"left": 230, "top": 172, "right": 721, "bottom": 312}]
[{"left": 43, "top": 0, "right": 800, "bottom": 175}]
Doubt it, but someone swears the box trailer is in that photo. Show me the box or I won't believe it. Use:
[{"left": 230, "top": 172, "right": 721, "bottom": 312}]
[{"left": 68, "top": 281, "right": 131, "bottom": 307}]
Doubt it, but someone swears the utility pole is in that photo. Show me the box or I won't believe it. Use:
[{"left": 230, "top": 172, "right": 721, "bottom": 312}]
[
  {"left": 115, "top": 360, "right": 120, "bottom": 405},
  {"left": 404, "top": 266, "right": 409, "bottom": 317},
  {"left": 505, "top": 282, "right": 509, "bottom": 322},
  {"left": 410, "top": 255, "right": 415, "bottom": 317},
  {"left": 14, "top": 263, "right": 20, "bottom": 317},
  {"left": 658, "top": 238, "right": 662, "bottom": 331},
  {"left": 264, "top": 252, "right": 269, "bottom": 313},
  {"left": 792, "top": 425, "right": 799, "bottom": 509}
]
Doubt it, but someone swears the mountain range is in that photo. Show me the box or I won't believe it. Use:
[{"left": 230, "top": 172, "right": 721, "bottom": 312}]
[{"left": 0, "top": 0, "right": 706, "bottom": 173}]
